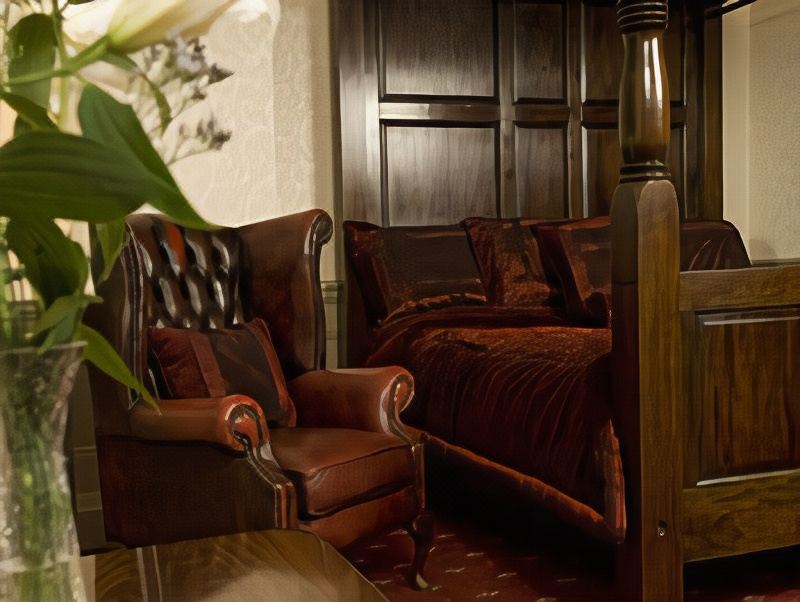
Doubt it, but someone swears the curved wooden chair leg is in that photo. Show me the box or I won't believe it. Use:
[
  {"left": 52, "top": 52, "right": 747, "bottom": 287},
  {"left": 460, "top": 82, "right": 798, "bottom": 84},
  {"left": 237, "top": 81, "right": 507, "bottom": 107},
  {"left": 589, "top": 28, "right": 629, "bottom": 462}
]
[{"left": 405, "top": 511, "right": 434, "bottom": 590}]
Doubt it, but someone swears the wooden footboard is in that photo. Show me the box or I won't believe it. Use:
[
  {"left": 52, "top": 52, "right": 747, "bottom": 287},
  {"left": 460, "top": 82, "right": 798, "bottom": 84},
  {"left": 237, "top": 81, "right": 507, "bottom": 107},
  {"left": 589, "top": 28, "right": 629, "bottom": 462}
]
[
  {"left": 610, "top": 4, "right": 800, "bottom": 599},
  {"left": 680, "top": 266, "right": 800, "bottom": 562}
]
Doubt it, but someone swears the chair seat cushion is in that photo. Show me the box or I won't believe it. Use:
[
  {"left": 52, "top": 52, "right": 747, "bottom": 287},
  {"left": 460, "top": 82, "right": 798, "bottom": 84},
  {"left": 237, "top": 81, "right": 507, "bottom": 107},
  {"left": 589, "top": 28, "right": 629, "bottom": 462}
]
[{"left": 270, "top": 428, "right": 415, "bottom": 518}]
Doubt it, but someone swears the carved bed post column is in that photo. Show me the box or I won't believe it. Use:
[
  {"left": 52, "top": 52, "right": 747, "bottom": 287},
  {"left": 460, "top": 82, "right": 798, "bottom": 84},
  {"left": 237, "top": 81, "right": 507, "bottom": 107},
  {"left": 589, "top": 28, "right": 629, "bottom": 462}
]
[{"left": 611, "top": 1, "right": 682, "bottom": 600}]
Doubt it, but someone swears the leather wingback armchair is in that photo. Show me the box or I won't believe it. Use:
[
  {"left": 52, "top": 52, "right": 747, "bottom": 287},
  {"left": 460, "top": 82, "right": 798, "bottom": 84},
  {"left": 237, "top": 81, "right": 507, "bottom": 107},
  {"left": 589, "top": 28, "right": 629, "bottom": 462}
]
[{"left": 85, "top": 209, "right": 432, "bottom": 587}]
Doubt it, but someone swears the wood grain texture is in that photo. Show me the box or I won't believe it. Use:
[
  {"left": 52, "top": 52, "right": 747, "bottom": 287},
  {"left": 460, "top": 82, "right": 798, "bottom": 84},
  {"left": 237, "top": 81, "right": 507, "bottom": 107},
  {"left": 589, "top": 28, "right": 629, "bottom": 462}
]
[
  {"left": 336, "top": 0, "right": 719, "bottom": 228},
  {"left": 335, "top": 0, "right": 382, "bottom": 224},
  {"left": 679, "top": 265, "right": 800, "bottom": 311},
  {"left": 611, "top": 180, "right": 683, "bottom": 602},
  {"left": 584, "top": 127, "right": 621, "bottom": 216},
  {"left": 582, "top": 2, "right": 624, "bottom": 103},
  {"left": 384, "top": 126, "right": 497, "bottom": 225},
  {"left": 380, "top": 0, "right": 495, "bottom": 98},
  {"left": 514, "top": 2, "right": 565, "bottom": 101},
  {"left": 682, "top": 470, "right": 800, "bottom": 562},
  {"left": 515, "top": 125, "right": 568, "bottom": 217},
  {"left": 684, "top": 309, "right": 800, "bottom": 483},
  {"left": 92, "top": 529, "right": 386, "bottom": 601}
]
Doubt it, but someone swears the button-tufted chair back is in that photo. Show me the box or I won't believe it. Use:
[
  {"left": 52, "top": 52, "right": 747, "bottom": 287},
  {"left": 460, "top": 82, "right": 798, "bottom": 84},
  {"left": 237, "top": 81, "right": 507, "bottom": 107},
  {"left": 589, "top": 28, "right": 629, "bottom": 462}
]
[
  {"left": 86, "top": 210, "right": 333, "bottom": 437},
  {"left": 128, "top": 216, "right": 245, "bottom": 331}
]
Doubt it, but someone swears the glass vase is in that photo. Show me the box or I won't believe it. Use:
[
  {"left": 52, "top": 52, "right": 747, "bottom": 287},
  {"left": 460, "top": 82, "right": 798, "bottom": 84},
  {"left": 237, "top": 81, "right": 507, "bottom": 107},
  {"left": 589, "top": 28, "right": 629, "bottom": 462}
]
[{"left": 0, "top": 342, "right": 87, "bottom": 602}]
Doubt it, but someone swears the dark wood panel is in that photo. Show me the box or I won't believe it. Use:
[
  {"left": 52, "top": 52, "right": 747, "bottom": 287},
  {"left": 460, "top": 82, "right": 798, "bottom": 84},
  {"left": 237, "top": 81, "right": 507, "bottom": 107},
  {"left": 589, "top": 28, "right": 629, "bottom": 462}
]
[
  {"left": 583, "top": 127, "right": 621, "bottom": 216},
  {"left": 514, "top": 2, "right": 565, "bottom": 101},
  {"left": 686, "top": 309, "right": 800, "bottom": 482},
  {"left": 515, "top": 125, "right": 568, "bottom": 217},
  {"left": 669, "top": 125, "right": 686, "bottom": 212},
  {"left": 380, "top": 0, "right": 495, "bottom": 98},
  {"left": 379, "top": 103, "right": 500, "bottom": 122},
  {"left": 581, "top": 2, "right": 622, "bottom": 103},
  {"left": 679, "top": 265, "right": 800, "bottom": 311},
  {"left": 683, "top": 470, "right": 800, "bottom": 561},
  {"left": 384, "top": 126, "right": 497, "bottom": 225}
]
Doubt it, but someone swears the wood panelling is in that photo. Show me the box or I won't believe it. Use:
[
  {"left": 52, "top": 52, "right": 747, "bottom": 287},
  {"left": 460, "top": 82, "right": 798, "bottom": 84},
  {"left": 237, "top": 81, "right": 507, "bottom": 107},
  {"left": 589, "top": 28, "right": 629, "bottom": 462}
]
[
  {"left": 583, "top": 127, "right": 621, "bottom": 216},
  {"left": 385, "top": 126, "right": 497, "bottom": 225},
  {"left": 380, "top": 0, "right": 495, "bottom": 98},
  {"left": 581, "top": 3, "right": 623, "bottom": 103},
  {"left": 683, "top": 469, "right": 800, "bottom": 561},
  {"left": 515, "top": 126, "right": 568, "bottom": 217},
  {"left": 680, "top": 265, "right": 800, "bottom": 311},
  {"left": 514, "top": 2, "right": 565, "bottom": 101},
  {"left": 684, "top": 309, "right": 800, "bottom": 483},
  {"left": 337, "top": 0, "right": 721, "bottom": 227}
]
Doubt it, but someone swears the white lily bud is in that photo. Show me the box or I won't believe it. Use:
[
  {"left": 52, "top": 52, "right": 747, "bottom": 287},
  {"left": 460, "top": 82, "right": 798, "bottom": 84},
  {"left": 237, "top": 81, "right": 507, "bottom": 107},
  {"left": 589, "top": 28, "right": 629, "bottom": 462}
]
[{"left": 64, "top": 0, "right": 273, "bottom": 53}]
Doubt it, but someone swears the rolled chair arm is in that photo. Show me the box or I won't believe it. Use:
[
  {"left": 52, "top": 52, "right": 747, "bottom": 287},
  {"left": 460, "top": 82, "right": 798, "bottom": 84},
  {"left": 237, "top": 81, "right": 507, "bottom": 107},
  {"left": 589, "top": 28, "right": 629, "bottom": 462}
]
[
  {"left": 130, "top": 395, "right": 269, "bottom": 453},
  {"left": 288, "top": 367, "right": 415, "bottom": 442}
]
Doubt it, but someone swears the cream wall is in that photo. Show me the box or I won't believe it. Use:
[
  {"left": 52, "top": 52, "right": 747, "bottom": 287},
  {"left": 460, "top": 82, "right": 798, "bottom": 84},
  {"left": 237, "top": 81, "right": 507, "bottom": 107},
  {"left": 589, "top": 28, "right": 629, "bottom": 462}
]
[
  {"left": 172, "top": 0, "right": 337, "bottom": 281},
  {"left": 723, "top": 0, "right": 800, "bottom": 260}
]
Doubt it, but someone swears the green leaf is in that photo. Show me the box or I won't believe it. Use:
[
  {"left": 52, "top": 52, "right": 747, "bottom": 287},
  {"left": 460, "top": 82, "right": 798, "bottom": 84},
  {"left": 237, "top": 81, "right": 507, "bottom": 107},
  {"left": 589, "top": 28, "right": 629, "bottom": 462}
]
[
  {"left": 6, "top": 218, "right": 88, "bottom": 306},
  {"left": 0, "top": 131, "right": 184, "bottom": 222},
  {"left": 34, "top": 293, "right": 101, "bottom": 352},
  {"left": 91, "top": 220, "right": 126, "bottom": 284},
  {"left": 8, "top": 14, "right": 56, "bottom": 107},
  {"left": 77, "top": 323, "right": 157, "bottom": 409},
  {"left": 0, "top": 92, "right": 57, "bottom": 131},
  {"left": 33, "top": 293, "right": 101, "bottom": 337},
  {"left": 78, "top": 85, "right": 210, "bottom": 229},
  {"left": 101, "top": 51, "right": 139, "bottom": 72}
]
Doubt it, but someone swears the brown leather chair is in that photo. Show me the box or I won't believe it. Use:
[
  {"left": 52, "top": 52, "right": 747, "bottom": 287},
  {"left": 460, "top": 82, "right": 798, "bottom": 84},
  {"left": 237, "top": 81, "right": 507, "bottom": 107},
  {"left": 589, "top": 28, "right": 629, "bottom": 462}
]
[{"left": 85, "top": 209, "right": 432, "bottom": 587}]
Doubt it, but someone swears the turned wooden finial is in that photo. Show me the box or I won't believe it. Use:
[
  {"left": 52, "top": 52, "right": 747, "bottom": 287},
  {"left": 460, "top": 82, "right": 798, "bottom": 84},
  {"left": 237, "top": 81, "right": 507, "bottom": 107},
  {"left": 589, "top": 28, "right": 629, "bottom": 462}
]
[{"left": 616, "top": 0, "right": 671, "bottom": 182}]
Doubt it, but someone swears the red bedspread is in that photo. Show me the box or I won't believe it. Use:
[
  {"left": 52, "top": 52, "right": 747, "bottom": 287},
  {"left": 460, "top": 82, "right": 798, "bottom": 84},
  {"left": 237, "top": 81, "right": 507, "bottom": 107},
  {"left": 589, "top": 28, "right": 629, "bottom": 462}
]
[{"left": 367, "top": 308, "right": 624, "bottom": 541}]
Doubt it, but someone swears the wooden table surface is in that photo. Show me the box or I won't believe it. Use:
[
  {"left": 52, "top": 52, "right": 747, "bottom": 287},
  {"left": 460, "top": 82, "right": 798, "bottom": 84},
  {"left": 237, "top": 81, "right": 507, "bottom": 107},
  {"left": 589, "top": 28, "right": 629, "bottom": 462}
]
[{"left": 86, "top": 529, "right": 386, "bottom": 601}]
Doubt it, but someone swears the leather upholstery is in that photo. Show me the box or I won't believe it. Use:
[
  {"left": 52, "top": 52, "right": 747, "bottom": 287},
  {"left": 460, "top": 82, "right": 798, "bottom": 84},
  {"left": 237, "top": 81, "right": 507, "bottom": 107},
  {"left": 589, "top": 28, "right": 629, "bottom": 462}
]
[
  {"left": 130, "top": 395, "right": 269, "bottom": 453},
  {"left": 85, "top": 210, "right": 427, "bottom": 559},
  {"left": 289, "top": 367, "right": 414, "bottom": 437},
  {"left": 271, "top": 428, "right": 415, "bottom": 518}
]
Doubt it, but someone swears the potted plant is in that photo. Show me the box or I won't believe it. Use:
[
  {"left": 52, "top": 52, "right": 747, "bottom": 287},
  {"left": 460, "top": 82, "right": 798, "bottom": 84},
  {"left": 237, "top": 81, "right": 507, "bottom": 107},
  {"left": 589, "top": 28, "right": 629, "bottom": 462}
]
[{"left": 0, "top": 1, "right": 269, "bottom": 599}]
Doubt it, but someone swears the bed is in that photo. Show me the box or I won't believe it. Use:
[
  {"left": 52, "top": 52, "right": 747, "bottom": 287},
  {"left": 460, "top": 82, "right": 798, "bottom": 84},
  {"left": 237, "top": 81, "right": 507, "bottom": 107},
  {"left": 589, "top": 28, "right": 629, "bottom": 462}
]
[{"left": 342, "top": 1, "right": 799, "bottom": 600}]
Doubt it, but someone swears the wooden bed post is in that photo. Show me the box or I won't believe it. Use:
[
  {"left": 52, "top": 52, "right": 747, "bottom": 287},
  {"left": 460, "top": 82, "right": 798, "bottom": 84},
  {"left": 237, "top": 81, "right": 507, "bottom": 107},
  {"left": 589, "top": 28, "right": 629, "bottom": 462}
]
[{"left": 611, "top": 1, "right": 682, "bottom": 600}]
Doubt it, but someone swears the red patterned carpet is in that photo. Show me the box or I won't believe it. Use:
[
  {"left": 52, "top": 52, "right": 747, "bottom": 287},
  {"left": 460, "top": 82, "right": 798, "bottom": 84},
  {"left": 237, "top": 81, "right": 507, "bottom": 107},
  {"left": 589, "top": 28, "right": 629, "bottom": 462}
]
[{"left": 343, "top": 495, "right": 800, "bottom": 601}]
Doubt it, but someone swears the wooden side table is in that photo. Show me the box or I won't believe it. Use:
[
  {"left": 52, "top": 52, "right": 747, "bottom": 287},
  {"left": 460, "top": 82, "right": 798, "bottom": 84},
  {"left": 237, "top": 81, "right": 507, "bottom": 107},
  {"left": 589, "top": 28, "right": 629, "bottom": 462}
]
[{"left": 84, "top": 529, "right": 386, "bottom": 601}]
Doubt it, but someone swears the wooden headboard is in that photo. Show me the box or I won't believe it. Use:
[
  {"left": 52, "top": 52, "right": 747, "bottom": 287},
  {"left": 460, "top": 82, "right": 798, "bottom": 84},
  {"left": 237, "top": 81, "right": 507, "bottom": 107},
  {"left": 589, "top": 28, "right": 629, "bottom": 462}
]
[{"left": 334, "top": 0, "right": 723, "bottom": 228}]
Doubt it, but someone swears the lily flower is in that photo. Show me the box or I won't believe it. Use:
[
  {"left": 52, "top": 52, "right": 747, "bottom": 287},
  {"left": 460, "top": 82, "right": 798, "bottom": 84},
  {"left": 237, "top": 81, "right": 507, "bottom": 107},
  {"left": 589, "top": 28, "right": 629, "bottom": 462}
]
[{"left": 64, "top": 0, "right": 273, "bottom": 52}]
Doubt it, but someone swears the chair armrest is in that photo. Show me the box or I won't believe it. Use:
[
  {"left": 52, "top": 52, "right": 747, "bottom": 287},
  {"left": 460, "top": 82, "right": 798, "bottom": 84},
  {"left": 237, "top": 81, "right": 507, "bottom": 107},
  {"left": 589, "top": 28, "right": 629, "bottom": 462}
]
[
  {"left": 238, "top": 210, "right": 333, "bottom": 379},
  {"left": 288, "top": 367, "right": 416, "bottom": 442},
  {"left": 130, "top": 395, "right": 269, "bottom": 453}
]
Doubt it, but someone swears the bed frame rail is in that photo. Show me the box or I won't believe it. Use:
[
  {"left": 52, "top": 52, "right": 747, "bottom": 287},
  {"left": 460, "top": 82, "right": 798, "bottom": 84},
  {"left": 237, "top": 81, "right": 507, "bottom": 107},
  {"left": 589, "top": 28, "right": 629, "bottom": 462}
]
[{"left": 680, "top": 267, "right": 800, "bottom": 562}]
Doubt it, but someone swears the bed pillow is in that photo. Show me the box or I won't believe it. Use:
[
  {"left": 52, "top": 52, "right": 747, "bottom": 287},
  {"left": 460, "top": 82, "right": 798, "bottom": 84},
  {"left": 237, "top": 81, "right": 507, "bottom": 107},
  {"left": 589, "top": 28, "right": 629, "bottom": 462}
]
[
  {"left": 536, "top": 217, "right": 611, "bottom": 326},
  {"left": 147, "top": 318, "right": 295, "bottom": 427},
  {"left": 344, "top": 221, "right": 487, "bottom": 323},
  {"left": 463, "top": 217, "right": 554, "bottom": 307},
  {"left": 680, "top": 220, "right": 751, "bottom": 270}
]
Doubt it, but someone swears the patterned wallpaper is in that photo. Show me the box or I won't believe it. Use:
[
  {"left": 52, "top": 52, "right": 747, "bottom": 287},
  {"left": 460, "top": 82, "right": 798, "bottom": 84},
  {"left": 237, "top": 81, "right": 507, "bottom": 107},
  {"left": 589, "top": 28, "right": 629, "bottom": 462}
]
[
  {"left": 171, "top": 0, "right": 337, "bottom": 279},
  {"left": 747, "top": 1, "right": 800, "bottom": 260}
]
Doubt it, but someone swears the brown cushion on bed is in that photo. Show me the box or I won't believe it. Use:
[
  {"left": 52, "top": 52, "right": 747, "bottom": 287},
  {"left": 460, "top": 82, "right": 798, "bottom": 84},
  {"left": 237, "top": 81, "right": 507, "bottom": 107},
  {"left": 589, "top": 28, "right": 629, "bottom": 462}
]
[
  {"left": 536, "top": 217, "right": 751, "bottom": 325},
  {"left": 147, "top": 318, "right": 296, "bottom": 427},
  {"left": 680, "top": 220, "right": 751, "bottom": 270},
  {"left": 463, "top": 217, "right": 554, "bottom": 307},
  {"left": 344, "top": 221, "right": 487, "bottom": 322},
  {"left": 536, "top": 217, "right": 611, "bottom": 326}
]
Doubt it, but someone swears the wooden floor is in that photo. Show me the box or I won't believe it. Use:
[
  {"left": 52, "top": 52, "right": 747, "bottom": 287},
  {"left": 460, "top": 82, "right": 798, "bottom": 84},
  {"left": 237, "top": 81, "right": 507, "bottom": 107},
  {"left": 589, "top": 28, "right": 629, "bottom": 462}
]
[{"left": 343, "top": 497, "right": 800, "bottom": 601}]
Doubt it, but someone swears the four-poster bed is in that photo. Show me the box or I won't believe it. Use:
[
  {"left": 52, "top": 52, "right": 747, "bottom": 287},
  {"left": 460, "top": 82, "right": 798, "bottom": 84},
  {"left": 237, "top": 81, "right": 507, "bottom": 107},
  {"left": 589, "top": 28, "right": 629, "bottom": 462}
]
[
  {"left": 612, "top": 0, "right": 800, "bottom": 599},
  {"left": 337, "top": 0, "right": 800, "bottom": 599}
]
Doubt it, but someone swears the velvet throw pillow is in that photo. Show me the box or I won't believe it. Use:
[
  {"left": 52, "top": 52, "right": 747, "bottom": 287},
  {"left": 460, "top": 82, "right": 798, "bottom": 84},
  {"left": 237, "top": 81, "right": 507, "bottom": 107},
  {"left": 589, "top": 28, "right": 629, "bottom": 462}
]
[
  {"left": 344, "top": 221, "right": 487, "bottom": 323},
  {"left": 535, "top": 217, "right": 611, "bottom": 326},
  {"left": 147, "top": 318, "right": 296, "bottom": 427},
  {"left": 463, "top": 218, "right": 553, "bottom": 307}
]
